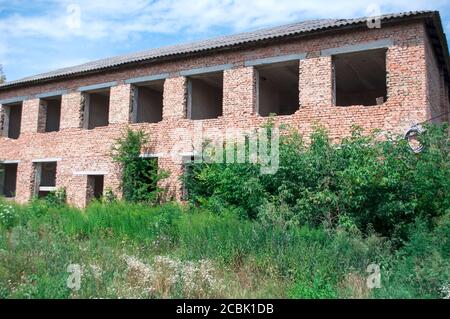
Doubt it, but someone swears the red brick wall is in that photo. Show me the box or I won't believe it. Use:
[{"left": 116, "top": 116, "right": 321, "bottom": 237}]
[{"left": 0, "top": 21, "right": 449, "bottom": 207}]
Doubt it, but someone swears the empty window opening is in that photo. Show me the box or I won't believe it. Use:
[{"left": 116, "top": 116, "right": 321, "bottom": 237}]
[
  {"left": 83, "top": 89, "right": 110, "bottom": 129},
  {"left": 0, "top": 163, "right": 18, "bottom": 198},
  {"left": 132, "top": 81, "right": 164, "bottom": 123},
  {"left": 87, "top": 175, "right": 104, "bottom": 203},
  {"left": 39, "top": 96, "right": 62, "bottom": 132},
  {"left": 334, "top": 49, "right": 387, "bottom": 107},
  {"left": 34, "top": 162, "right": 57, "bottom": 198},
  {"left": 256, "top": 61, "right": 299, "bottom": 117},
  {"left": 2, "top": 102, "right": 22, "bottom": 139},
  {"left": 188, "top": 72, "right": 223, "bottom": 120}
]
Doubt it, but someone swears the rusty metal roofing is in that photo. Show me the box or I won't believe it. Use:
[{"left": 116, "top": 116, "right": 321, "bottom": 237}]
[{"left": 0, "top": 10, "right": 448, "bottom": 89}]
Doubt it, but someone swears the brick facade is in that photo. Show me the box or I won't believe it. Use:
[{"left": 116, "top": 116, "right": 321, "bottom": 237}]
[{"left": 0, "top": 19, "right": 449, "bottom": 207}]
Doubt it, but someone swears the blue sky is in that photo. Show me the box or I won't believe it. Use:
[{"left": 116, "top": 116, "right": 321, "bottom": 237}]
[{"left": 0, "top": 0, "right": 449, "bottom": 81}]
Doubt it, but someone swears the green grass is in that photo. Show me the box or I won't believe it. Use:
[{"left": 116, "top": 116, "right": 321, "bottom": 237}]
[{"left": 0, "top": 199, "right": 448, "bottom": 299}]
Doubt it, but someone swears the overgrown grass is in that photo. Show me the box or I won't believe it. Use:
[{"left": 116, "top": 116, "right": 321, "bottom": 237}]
[{"left": 0, "top": 199, "right": 448, "bottom": 299}]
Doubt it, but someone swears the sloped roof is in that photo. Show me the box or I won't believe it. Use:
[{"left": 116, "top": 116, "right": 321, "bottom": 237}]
[{"left": 1, "top": 10, "right": 448, "bottom": 89}]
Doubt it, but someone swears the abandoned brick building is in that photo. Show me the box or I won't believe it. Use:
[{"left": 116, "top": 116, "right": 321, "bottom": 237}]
[{"left": 0, "top": 11, "right": 449, "bottom": 207}]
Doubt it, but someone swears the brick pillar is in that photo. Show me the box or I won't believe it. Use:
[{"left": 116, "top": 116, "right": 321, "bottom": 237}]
[
  {"left": 0, "top": 106, "right": 6, "bottom": 137},
  {"left": 384, "top": 36, "right": 428, "bottom": 132},
  {"left": 68, "top": 175, "right": 89, "bottom": 208},
  {"left": 14, "top": 160, "right": 34, "bottom": 203},
  {"left": 158, "top": 156, "right": 183, "bottom": 201},
  {"left": 37, "top": 99, "right": 47, "bottom": 133},
  {"left": 60, "top": 92, "right": 83, "bottom": 129},
  {"left": 163, "top": 77, "right": 187, "bottom": 120},
  {"left": 20, "top": 99, "right": 40, "bottom": 133},
  {"left": 299, "top": 54, "right": 333, "bottom": 108},
  {"left": 223, "top": 67, "right": 256, "bottom": 117},
  {"left": 109, "top": 84, "right": 131, "bottom": 124}
]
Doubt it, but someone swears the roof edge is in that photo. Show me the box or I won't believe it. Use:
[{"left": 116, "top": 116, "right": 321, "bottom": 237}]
[{"left": 0, "top": 10, "right": 447, "bottom": 91}]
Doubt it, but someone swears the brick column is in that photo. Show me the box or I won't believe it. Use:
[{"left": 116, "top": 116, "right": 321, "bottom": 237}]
[
  {"left": 163, "top": 77, "right": 187, "bottom": 120},
  {"left": 223, "top": 67, "right": 256, "bottom": 117},
  {"left": 37, "top": 99, "right": 47, "bottom": 133},
  {"left": 14, "top": 160, "right": 34, "bottom": 203},
  {"left": 0, "top": 106, "right": 7, "bottom": 137},
  {"left": 299, "top": 54, "right": 333, "bottom": 108},
  {"left": 20, "top": 99, "right": 40, "bottom": 133},
  {"left": 158, "top": 156, "right": 183, "bottom": 201},
  {"left": 60, "top": 92, "right": 83, "bottom": 129},
  {"left": 109, "top": 84, "right": 131, "bottom": 124},
  {"left": 383, "top": 36, "right": 428, "bottom": 132}
]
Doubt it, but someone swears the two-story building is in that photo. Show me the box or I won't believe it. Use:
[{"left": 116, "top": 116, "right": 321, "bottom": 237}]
[{"left": 0, "top": 11, "right": 449, "bottom": 207}]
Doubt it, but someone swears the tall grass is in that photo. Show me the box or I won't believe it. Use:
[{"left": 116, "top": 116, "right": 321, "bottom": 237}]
[{"left": 0, "top": 199, "right": 448, "bottom": 299}]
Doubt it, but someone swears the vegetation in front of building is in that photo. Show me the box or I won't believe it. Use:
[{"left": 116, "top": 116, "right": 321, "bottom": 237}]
[{"left": 0, "top": 123, "right": 448, "bottom": 299}]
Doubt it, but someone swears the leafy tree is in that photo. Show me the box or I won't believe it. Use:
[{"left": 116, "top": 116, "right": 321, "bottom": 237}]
[
  {"left": 0, "top": 64, "right": 5, "bottom": 84},
  {"left": 111, "top": 128, "right": 168, "bottom": 204}
]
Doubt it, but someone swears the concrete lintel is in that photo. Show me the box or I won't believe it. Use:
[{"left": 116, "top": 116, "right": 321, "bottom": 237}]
[
  {"left": 244, "top": 53, "right": 307, "bottom": 67},
  {"left": 0, "top": 160, "right": 20, "bottom": 164},
  {"left": 320, "top": 39, "right": 394, "bottom": 57},
  {"left": 36, "top": 90, "right": 68, "bottom": 99},
  {"left": 78, "top": 81, "right": 117, "bottom": 92},
  {"left": 140, "top": 153, "right": 164, "bottom": 158},
  {"left": 180, "top": 64, "right": 234, "bottom": 77},
  {"left": 180, "top": 152, "right": 197, "bottom": 157},
  {"left": 125, "top": 73, "right": 170, "bottom": 84},
  {"left": 39, "top": 186, "right": 57, "bottom": 192},
  {"left": 0, "top": 96, "right": 28, "bottom": 105},
  {"left": 32, "top": 158, "right": 62, "bottom": 163},
  {"left": 73, "top": 171, "right": 108, "bottom": 176}
]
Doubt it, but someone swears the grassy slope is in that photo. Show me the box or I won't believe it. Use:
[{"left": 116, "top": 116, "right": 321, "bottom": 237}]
[{"left": 0, "top": 200, "right": 448, "bottom": 299}]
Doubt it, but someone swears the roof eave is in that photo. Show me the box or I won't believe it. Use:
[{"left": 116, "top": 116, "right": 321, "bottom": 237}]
[{"left": 0, "top": 11, "right": 447, "bottom": 91}]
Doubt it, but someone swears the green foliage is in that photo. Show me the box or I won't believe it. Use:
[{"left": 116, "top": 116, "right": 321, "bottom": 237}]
[
  {"left": 111, "top": 128, "right": 168, "bottom": 203},
  {"left": 43, "top": 188, "right": 67, "bottom": 206},
  {"left": 0, "top": 198, "right": 447, "bottom": 299},
  {"left": 185, "top": 124, "right": 449, "bottom": 240},
  {"left": 0, "top": 64, "right": 5, "bottom": 84},
  {"left": 288, "top": 273, "right": 337, "bottom": 299},
  {"left": 0, "top": 122, "right": 448, "bottom": 299},
  {"left": 0, "top": 202, "right": 16, "bottom": 230},
  {"left": 375, "top": 214, "right": 450, "bottom": 298},
  {"left": 102, "top": 187, "right": 117, "bottom": 204}
]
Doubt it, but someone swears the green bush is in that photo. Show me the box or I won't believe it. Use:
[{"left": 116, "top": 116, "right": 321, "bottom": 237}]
[
  {"left": 111, "top": 128, "right": 168, "bottom": 204},
  {"left": 185, "top": 124, "right": 449, "bottom": 240}
]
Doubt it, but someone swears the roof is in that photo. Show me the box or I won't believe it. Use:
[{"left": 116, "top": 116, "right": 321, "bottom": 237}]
[{"left": 0, "top": 10, "right": 449, "bottom": 90}]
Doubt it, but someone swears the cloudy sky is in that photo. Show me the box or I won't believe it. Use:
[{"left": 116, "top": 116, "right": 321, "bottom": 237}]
[{"left": 0, "top": 0, "right": 449, "bottom": 81}]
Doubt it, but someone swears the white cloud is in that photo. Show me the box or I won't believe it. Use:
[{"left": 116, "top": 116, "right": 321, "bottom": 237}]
[
  {"left": 0, "top": 0, "right": 448, "bottom": 80},
  {"left": 0, "top": 0, "right": 446, "bottom": 41}
]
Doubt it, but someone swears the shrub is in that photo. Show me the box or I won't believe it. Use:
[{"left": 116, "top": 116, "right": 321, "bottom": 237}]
[
  {"left": 0, "top": 201, "right": 16, "bottom": 230},
  {"left": 111, "top": 128, "right": 168, "bottom": 204},
  {"left": 43, "top": 188, "right": 67, "bottom": 206},
  {"left": 185, "top": 123, "right": 449, "bottom": 240}
]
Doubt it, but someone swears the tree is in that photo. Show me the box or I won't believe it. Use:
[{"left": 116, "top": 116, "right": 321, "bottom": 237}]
[
  {"left": 111, "top": 128, "right": 169, "bottom": 204},
  {"left": 0, "top": 64, "right": 5, "bottom": 84}
]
